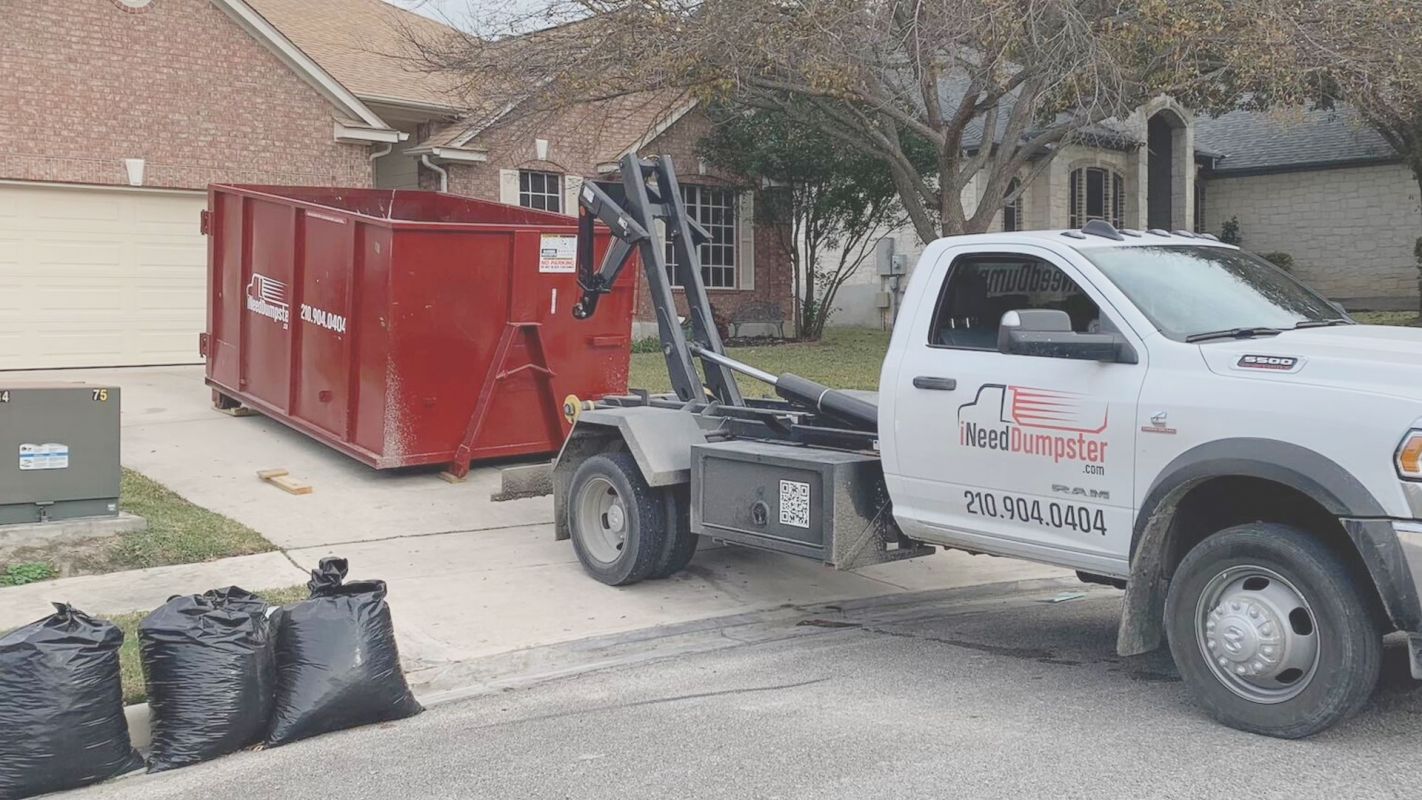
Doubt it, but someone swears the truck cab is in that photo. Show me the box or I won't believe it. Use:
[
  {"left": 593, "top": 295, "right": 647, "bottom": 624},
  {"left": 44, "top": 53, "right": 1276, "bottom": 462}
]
[{"left": 879, "top": 225, "right": 1422, "bottom": 737}]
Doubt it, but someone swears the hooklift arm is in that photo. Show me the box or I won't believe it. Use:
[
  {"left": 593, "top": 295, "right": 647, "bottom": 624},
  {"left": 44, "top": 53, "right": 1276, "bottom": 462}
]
[
  {"left": 572, "top": 154, "right": 744, "bottom": 407},
  {"left": 572, "top": 153, "right": 879, "bottom": 433}
]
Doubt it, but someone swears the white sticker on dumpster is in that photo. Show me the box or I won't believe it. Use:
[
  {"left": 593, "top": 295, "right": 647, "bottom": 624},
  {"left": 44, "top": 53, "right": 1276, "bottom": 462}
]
[
  {"left": 539, "top": 234, "right": 577, "bottom": 273},
  {"left": 19, "top": 443, "right": 69, "bottom": 471}
]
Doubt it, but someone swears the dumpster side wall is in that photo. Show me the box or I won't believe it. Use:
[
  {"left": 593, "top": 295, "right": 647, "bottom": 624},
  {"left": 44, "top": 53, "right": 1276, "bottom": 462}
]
[{"left": 206, "top": 185, "right": 636, "bottom": 471}]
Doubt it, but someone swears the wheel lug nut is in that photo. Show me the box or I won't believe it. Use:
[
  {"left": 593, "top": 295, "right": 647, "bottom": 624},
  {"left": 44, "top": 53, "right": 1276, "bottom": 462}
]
[
  {"left": 1262, "top": 646, "right": 1275, "bottom": 656},
  {"left": 1248, "top": 608, "right": 1259, "bottom": 619}
]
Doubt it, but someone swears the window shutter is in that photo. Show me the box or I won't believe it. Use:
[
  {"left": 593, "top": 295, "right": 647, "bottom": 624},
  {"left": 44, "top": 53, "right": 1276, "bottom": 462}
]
[
  {"left": 563, "top": 175, "right": 584, "bottom": 217},
  {"left": 737, "top": 190, "right": 755, "bottom": 290},
  {"left": 499, "top": 169, "right": 520, "bottom": 205}
]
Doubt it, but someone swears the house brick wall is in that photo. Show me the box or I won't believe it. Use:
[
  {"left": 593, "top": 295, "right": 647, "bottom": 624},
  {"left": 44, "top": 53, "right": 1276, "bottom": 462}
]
[
  {"left": 446, "top": 105, "right": 794, "bottom": 336},
  {"left": 0, "top": 0, "right": 373, "bottom": 190},
  {"left": 1201, "top": 164, "right": 1421, "bottom": 307}
]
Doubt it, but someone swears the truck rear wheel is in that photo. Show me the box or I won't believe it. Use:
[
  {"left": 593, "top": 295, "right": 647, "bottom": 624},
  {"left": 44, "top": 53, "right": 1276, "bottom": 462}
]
[
  {"left": 568, "top": 452, "right": 667, "bottom": 586},
  {"left": 651, "top": 486, "right": 698, "bottom": 579},
  {"left": 1165, "top": 523, "right": 1382, "bottom": 738}
]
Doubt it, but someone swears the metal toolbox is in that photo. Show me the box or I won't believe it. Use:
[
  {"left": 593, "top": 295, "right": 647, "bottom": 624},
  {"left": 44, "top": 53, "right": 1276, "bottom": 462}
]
[
  {"left": 689, "top": 439, "right": 930, "bottom": 569},
  {"left": 0, "top": 383, "right": 121, "bottom": 525}
]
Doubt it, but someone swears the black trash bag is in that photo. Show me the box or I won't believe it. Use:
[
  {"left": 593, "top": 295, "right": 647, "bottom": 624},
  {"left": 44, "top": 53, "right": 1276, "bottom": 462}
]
[
  {"left": 265, "top": 557, "right": 422, "bottom": 746},
  {"left": 0, "top": 603, "right": 143, "bottom": 800},
  {"left": 140, "top": 586, "right": 276, "bottom": 772}
]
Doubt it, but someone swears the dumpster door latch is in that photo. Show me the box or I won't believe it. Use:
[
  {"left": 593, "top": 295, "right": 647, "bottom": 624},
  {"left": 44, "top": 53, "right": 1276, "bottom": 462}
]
[{"left": 200, "top": 209, "right": 212, "bottom": 235}]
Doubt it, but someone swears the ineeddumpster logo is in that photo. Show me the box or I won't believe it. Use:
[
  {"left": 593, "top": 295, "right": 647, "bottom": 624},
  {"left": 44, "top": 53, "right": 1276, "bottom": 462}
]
[
  {"left": 957, "top": 384, "right": 1110, "bottom": 465},
  {"left": 246, "top": 274, "right": 290, "bottom": 329}
]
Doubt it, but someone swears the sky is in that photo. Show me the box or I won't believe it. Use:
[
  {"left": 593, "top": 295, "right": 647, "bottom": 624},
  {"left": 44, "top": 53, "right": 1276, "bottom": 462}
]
[{"left": 382, "top": 0, "right": 554, "bottom": 31}]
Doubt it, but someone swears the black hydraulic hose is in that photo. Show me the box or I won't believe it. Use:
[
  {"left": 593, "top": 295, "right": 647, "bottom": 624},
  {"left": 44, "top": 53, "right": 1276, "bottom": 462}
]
[{"left": 773, "top": 373, "right": 879, "bottom": 431}]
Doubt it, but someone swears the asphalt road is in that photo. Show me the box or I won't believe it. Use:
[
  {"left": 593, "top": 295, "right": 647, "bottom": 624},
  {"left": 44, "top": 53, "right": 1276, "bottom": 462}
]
[{"left": 77, "top": 586, "right": 1422, "bottom": 800}]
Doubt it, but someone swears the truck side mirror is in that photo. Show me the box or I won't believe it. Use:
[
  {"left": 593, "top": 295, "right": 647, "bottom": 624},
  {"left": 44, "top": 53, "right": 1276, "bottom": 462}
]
[{"left": 998, "top": 309, "right": 1138, "bottom": 364}]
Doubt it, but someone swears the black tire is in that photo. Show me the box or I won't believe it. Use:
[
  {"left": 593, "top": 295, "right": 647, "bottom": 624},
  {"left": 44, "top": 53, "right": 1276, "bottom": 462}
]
[
  {"left": 567, "top": 452, "right": 667, "bottom": 586},
  {"left": 1164, "top": 523, "right": 1382, "bottom": 738},
  {"left": 651, "top": 485, "right": 698, "bottom": 579}
]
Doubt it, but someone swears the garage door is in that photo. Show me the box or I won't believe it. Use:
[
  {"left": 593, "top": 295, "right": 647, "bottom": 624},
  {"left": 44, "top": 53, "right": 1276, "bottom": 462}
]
[{"left": 0, "top": 183, "right": 207, "bottom": 370}]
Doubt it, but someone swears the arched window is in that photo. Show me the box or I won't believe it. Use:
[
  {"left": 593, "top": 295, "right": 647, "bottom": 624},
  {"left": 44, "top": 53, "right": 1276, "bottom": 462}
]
[
  {"left": 1003, "top": 178, "right": 1023, "bottom": 232},
  {"left": 1068, "top": 167, "right": 1125, "bottom": 229}
]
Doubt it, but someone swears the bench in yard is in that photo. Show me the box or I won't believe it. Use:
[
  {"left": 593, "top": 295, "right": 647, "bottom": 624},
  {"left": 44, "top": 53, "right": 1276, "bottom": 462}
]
[{"left": 729, "top": 301, "right": 787, "bottom": 339}]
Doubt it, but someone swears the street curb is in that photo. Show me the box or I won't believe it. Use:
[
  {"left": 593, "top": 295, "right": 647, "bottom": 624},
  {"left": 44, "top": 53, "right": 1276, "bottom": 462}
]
[
  {"left": 413, "top": 574, "right": 1098, "bottom": 709},
  {"left": 120, "top": 576, "right": 1097, "bottom": 749},
  {"left": 125, "top": 702, "right": 152, "bottom": 751}
]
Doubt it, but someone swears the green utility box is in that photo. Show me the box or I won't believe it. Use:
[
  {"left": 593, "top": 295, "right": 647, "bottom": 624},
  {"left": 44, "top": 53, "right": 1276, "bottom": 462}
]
[{"left": 0, "top": 383, "right": 121, "bottom": 525}]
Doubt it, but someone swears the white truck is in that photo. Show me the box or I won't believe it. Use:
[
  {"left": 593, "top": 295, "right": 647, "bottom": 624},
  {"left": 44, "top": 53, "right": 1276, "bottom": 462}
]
[{"left": 551, "top": 154, "right": 1422, "bottom": 738}]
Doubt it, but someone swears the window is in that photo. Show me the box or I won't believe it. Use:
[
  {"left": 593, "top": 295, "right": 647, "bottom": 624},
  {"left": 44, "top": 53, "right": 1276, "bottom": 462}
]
[
  {"left": 1068, "top": 167, "right": 1124, "bottom": 229},
  {"left": 518, "top": 170, "right": 562, "bottom": 213},
  {"left": 1082, "top": 245, "right": 1342, "bottom": 341},
  {"left": 929, "top": 256, "right": 1101, "bottom": 350},
  {"left": 666, "top": 184, "right": 737, "bottom": 289},
  {"left": 1003, "top": 178, "right": 1023, "bottom": 232}
]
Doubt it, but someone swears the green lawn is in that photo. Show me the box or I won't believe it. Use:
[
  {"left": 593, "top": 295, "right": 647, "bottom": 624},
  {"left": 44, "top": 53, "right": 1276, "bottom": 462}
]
[
  {"left": 0, "top": 469, "right": 276, "bottom": 583},
  {"left": 104, "top": 469, "right": 276, "bottom": 572},
  {"left": 111, "top": 586, "right": 308, "bottom": 705},
  {"left": 629, "top": 328, "right": 891, "bottom": 397},
  {"left": 1353, "top": 311, "right": 1421, "bottom": 326},
  {"left": 628, "top": 311, "right": 1419, "bottom": 398}
]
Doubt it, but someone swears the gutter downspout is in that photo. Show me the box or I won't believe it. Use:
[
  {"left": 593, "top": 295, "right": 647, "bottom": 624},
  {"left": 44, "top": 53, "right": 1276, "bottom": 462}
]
[
  {"left": 421, "top": 154, "right": 448, "bottom": 193},
  {"left": 369, "top": 143, "right": 393, "bottom": 185}
]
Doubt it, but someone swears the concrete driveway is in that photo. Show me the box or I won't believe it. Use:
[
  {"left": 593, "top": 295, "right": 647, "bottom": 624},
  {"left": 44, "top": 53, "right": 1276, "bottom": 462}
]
[{"left": 3, "top": 365, "right": 1066, "bottom": 690}]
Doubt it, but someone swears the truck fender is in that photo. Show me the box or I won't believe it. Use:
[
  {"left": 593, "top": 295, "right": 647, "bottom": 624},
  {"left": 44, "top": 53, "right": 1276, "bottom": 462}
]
[
  {"left": 1117, "top": 439, "right": 1407, "bottom": 657},
  {"left": 551, "top": 407, "right": 707, "bottom": 540}
]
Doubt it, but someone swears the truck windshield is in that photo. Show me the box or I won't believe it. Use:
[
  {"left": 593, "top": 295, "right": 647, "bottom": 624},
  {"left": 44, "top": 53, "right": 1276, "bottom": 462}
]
[{"left": 1083, "top": 245, "right": 1343, "bottom": 341}]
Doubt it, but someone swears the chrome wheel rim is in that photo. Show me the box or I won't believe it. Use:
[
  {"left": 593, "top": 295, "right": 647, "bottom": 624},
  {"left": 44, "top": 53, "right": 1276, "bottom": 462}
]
[
  {"left": 574, "top": 476, "right": 627, "bottom": 565},
  {"left": 1194, "top": 565, "right": 1321, "bottom": 704}
]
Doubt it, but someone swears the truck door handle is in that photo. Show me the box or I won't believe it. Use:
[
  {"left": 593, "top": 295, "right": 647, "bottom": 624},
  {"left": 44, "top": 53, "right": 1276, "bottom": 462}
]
[{"left": 913, "top": 376, "right": 957, "bottom": 391}]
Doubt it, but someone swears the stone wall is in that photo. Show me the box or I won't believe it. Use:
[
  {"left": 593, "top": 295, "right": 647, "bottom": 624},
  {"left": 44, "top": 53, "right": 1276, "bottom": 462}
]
[{"left": 1201, "top": 163, "right": 1420, "bottom": 307}]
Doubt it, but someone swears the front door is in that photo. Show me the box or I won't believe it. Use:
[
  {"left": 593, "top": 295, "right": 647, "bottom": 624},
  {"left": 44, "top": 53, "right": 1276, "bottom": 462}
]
[{"left": 885, "top": 246, "right": 1146, "bottom": 572}]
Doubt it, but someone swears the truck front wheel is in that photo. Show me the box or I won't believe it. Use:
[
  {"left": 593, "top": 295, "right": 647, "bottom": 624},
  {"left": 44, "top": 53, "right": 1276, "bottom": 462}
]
[
  {"left": 568, "top": 452, "right": 668, "bottom": 586},
  {"left": 1165, "top": 523, "right": 1382, "bottom": 738}
]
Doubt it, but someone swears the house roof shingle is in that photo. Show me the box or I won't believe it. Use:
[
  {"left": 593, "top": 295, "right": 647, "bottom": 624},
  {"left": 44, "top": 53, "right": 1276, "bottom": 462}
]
[
  {"left": 244, "top": 0, "right": 465, "bottom": 110},
  {"left": 1195, "top": 106, "right": 1398, "bottom": 174}
]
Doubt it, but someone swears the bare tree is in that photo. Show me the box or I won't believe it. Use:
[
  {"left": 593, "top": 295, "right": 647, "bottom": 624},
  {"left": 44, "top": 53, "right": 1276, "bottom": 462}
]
[
  {"left": 406, "top": 0, "right": 1420, "bottom": 242},
  {"left": 1217, "top": 0, "right": 1422, "bottom": 314}
]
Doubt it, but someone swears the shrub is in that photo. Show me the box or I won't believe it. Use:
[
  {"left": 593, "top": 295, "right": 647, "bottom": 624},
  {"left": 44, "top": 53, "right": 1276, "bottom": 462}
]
[
  {"left": 1261, "top": 252, "right": 1294, "bottom": 272},
  {"left": 1219, "top": 216, "right": 1242, "bottom": 245},
  {"left": 0, "top": 562, "right": 57, "bottom": 587}
]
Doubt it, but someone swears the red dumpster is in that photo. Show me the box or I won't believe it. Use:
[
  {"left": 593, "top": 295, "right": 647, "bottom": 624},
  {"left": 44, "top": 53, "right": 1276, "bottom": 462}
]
[{"left": 200, "top": 185, "right": 637, "bottom": 477}]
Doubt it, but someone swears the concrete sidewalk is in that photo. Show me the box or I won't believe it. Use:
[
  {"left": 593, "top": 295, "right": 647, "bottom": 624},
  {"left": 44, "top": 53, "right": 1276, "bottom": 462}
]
[
  {"left": 0, "top": 552, "right": 306, "bottom": 631},
  {"left": 1, "top": 365, "right": 1068, "bottom": 689}
]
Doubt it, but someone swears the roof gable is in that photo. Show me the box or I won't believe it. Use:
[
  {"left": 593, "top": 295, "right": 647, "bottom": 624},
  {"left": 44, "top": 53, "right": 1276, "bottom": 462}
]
[{"left": 241, "top": 0, "right": 465, "bottom": 112}]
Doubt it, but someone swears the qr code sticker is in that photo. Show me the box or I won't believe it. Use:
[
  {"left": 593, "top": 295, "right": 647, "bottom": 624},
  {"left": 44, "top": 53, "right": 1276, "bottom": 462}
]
[{"left": 779, "top": 480, "right": 811, "bottom": 529}]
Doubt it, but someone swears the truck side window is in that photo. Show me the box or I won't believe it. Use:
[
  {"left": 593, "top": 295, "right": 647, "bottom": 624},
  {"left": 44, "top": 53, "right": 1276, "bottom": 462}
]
[{"left": 929, "top": 256, "right": 1101, "bottom": 349}]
